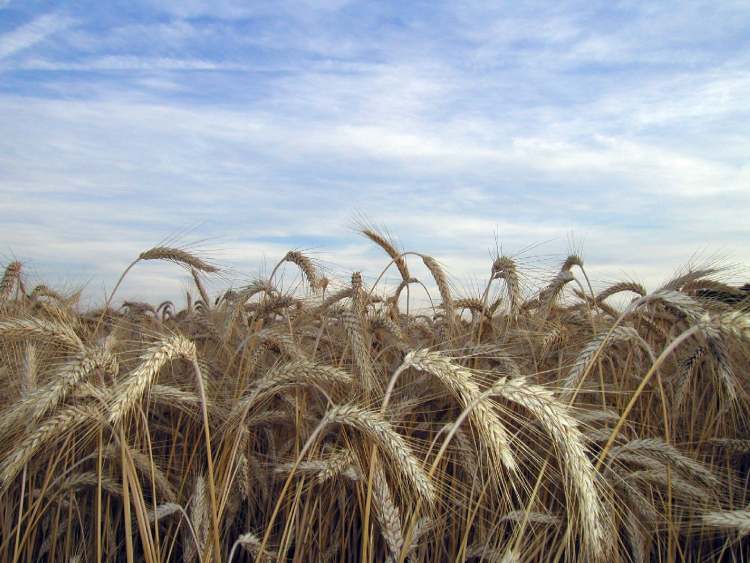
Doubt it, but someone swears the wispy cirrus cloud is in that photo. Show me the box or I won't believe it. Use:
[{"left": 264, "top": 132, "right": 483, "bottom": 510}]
[{"left": 0, "top": 13, "right": 75, "bottom": 59}]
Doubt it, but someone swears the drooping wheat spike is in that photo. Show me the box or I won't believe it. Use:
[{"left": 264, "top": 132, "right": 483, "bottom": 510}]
[
  {"left": 283, "top": 250, "right": 321, "bottom": 291},
  {"left": 138, "top": 246, "right": 218, "bottom": 273},
  {"left": 250, "top": 293, "right": 302, "bottom": 319},
  {"left": 703, "top": 438, "right": 750, "bottom": 454},
  {"left": 561, "top": 254, "right": 583, "bottom": 272},
  {"left": 53, "top": 472, "right": 123, "bottom": 498},
  {"left": 711, "top": 310, "right": 750, "bottom": 341},
  {"left": 702, "top": 510, "right": 750, "bottom": 536},
  {"left": 498, "top": 510, "right": 561, "bottom": 526},
  {"left": 0, "top": 404, "right": 100, "bottom": 488},
  {"left": 540, "top": 270, "right": 575, "bottom": 308},
  {"left": 342, "top": 310, "right": 379, "bottom": 394},
  {"left": 184, "top": 475, "right": 208, "bottom": 563},
  {"left": 148, "top": 384, "right": 204, "bottom": 418},
  {"left": 108, "top": 334, "right": 196, "bottom": 425},
  {"left": 322, "top": 404, "right": 436, "bottom": 507},
  {"left": 360, "top": 225, "right": 411, "bottom": 283},
  {"left": 560, "top": 325, "right": 645, "bottom": 401},
  {"left": 455, "top": 297, "right": 494, "bottom": 319},
  {"left": 0, "top": 347, "right": 118, "bottom": 437},
  {"left": 706, "top": 337, "right": 738, "bottom": 401},
  {"left": 104, "top": 444, "right": 176, "bottom": 501},
  {"left": 609, "top": 438, "right": 719, "bottom": 487},
  {"left": 148, "top": 502, "right": 182, "bottom": 524},
  {"left": 229, "top": 360, "right": 353, "bottom": 425},
  {"left": 402, "top": 349, "right": 516, "bottom": 472},
  {"left": 488, "top": 376, "right": 610, "bottom": 560},
  {"left": 275, "top": 449, "right": 359, "bottom": 483},
  {"left": 316, "top": 449, "right": 358, "bottom": 483},
  {"left": 229, "top": 531, "right": 277, "bottom": 562},
  {"left": 371, "top": 465, "right": 405, "bottom": 563},
  {"left": 421, "top": 255, "right": 455, "bottom": 327},
  {"left": 0, "top": 260, "right": 21, "bottom": 302},
  {"left": 627, "top": 470, "right": 710, "bottom": 503},
  {"left": 0, "top": 317, "right": 84, "bottom": 351},
  {"left": 596, "top": 281, "right": 647, "bottom": 303},
  {"left": 639, "top": 289, "right": 706, "bottom": 323},
  {"left": 190, "top": 268, "right": 211, "bottom": 308},
  {"left": 661, "top": 268, "right": 719, "bottom": 292},
  {"left": 491, "top": 256, "right": 521, "bottom": 318}
]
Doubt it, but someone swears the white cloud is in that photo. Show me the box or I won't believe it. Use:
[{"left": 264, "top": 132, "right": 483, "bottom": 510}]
[{"left": 0, "top": 13, "right": 75, "bottom": 59}]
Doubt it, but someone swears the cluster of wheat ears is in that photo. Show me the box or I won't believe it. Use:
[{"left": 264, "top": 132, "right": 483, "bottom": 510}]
[{"left": 0, "top": 229, "right": 749, "bottom": 562}]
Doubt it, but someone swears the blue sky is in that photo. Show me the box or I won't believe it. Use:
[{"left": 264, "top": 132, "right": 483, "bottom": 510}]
[{"left": 1, "top": 1, "right": 749, "bottom": 304}]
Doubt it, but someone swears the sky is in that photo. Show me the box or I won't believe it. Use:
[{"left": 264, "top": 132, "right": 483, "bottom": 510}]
[{"left": 1, "top": 1, "right": 749, "bottom": 305}]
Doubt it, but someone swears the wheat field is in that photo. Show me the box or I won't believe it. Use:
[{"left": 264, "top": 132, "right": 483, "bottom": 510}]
[{"left": 0, "top": 229, "right": 749, "bottom": 562}]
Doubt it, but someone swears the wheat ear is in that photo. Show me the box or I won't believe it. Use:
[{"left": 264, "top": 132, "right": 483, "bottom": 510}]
[
  {"left": 139, "top": 246, "right": 218, "bottom": 273},
  {"left": 108, "top": 334, "right": 196, "bottom": 425},
  {"left": 323, "top": 404, "right": 435, "bottom": 507},
  {"left": 488, "top": 376, "right": 610, "bottom": 560},
  {"left": 402, "top": 349, "right": 516, "bottom": 472},
  {"left": 0, "top": 317, "right": 84, "bottom": 351},
  {"left": 0, "top": 404, "right": 100, "bottom": 488}
]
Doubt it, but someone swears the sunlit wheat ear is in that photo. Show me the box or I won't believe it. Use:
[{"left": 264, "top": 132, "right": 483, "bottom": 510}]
[
  {"left": 228, "top": 360, "right": 352, "bottom": 425},
  {"left": 0, "top": 404, "right": 100, "bottom": 488},
  {"left": 402, "top": 349, "right": 516, "bottom": 472},
  {"left": 148, "top": 385, "right": 204, "bottom": 418},
  {"left": 138, "top": 246, "right": 218, "bottom": 273},
  {"left": 0, "top": 260, "right": 21, "bottom": 301},
  {"left": 541, "top": 270, "right": 575, "bottom": 306},
  {"left": 21, "top": 343, "right": 38, "bottom": 395},
  {"left": 322, "top": 404, "right": 436, "bottom": 507},
  {"left": 637, "top": 289, "right": 706, "bottom": 323},
  {"left": 0, "top": 317, "right": 84, "bottom": 351},
  {"left": 282, "top": 250, "right": 321, "bottom": 291},
  {"left": 341, "top": 310, "right": 379, "bottom": 394},
  {"left": 499, "top": 510, "right": 561, "bottom": 526},
  {"left": 0, "top": 347, "right": 118, "bottom": 436},
  {"left": 371, "top": 465, "right": 405, "bottom": 563},
  {"left": 238, "top": 327, "right": 306, "bottom": 361},
  {"left": 488, "top": 376, "right": 611, "bottom": 560},
  {"left": 360, "top": 225, "right": 411, "bottom": 283},
  {"left": 711, "top": 310, "right": 750, "bottom": 341},
  {"left": 560, "top": 325, "right": 647, "bottom": 401},
  {"left": 108, "top": 334, "right": 196, "bottom": 425},
  {"left": 596, "top": 281, "right": 647, "bottom": 303},
  {"left": 702, "top": 510, "right": 750, "bottom": 537},
  {"left": 492, "top": 256, "right": 521, "bottom": 317},
  {"left": 421, "top": 255, "right": 455, "bottom": 325},
  {"left": 229, "top": 531, "right": 277, "bottom": 563},
  {"left": 148, "top": 502, "right": 182, "bottom": 524},
  {"left": 661, "top": 268, "right": 720, "bottom": 291},
  {"left": 275, "top": 449, "right": 358, "bottom": 483},
  {"left": 190, "top": 268, "right": 211, "bottom": 307}
]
